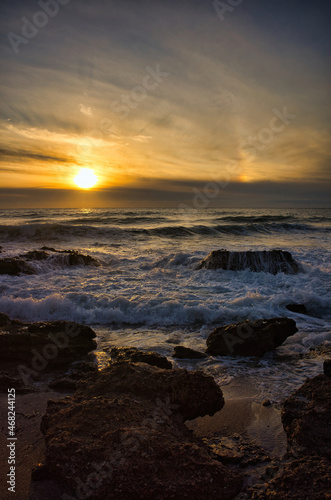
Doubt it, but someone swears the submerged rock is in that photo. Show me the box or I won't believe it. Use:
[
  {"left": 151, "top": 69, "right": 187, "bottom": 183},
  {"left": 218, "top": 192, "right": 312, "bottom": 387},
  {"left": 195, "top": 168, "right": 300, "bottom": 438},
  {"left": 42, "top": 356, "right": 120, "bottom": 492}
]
[
  {"left": 206, "top": 318, "right": 298, "bottom": 356},
  {"left": 281, "top": 374, "right": 331, "bottom": 459},
  {"left": 35, "top": 362, "right": 242, "bottom": 499},
  {"left": 0, "top": 313, "right": 97, "bottom": 367},
  {"left": 198, "top": 249, "right": 301, "bottom": 274},
  {"left": 0, "top": 257, "right": 36, "bottom": 275},
  {"left": 172, "top": 346, "right": 208, "bottom": 359},
  {"left": 286, "top": 303, "right": 307, "bottom": 314},
  {"left": 21, "top": 250, "right": 49, "bottom": 261},
  {"left": 110, "top": 346, "right": 172, "bottom": 369},
  {"left": 39, "top": 247, "right": 100, "bottom": 266}
]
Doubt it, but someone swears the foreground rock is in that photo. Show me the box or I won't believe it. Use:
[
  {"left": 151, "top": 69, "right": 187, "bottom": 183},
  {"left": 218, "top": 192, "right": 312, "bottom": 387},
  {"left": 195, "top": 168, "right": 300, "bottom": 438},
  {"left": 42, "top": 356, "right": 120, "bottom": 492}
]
[
  {"left": 198, "top": 249, "right": 300, "bottom": 274},
  {"left": 0, "top": 257, "right": 36, "bottom": 275},
  {"left": 172, "top": 346, "right": 208, "bottom": 359},
  {"left": 251, "top": 456, "right": 331, "bottom": 499},
  {"left": 110, "top": 346, "right": 172, "bottom": 369},
  {"left": 33, "top": 362, "right": 242, "bottom": 499},
  {"left": 281, "top": 374, "right": 331, "bottom": 459},
  {"left": 206, "top": 318, "right": 298, "bottom": 356},
  {"left": 0, "top": 313, "right": 97, "bottom": 368}
]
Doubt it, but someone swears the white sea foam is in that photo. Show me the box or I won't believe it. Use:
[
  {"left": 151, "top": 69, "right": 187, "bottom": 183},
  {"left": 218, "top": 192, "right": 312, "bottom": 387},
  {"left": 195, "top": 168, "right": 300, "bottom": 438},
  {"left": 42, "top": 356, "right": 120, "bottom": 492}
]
[{"left": 0, "top": 208, "right": 330, "bottom": 401}]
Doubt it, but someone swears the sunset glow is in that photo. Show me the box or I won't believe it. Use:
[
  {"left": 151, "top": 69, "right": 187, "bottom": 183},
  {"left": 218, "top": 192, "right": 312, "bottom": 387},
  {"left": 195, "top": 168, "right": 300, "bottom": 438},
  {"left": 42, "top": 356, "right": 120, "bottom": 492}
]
[{"left": 74, "top": 169, "right": 98, "bottom": 190}]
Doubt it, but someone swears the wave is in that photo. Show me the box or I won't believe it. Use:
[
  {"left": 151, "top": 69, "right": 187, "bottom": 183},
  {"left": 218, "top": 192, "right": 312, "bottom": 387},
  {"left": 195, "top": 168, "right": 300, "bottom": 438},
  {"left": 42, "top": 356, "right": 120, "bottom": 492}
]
[{"left": 0, "top": 221, "right": 330, "bottom": 241}]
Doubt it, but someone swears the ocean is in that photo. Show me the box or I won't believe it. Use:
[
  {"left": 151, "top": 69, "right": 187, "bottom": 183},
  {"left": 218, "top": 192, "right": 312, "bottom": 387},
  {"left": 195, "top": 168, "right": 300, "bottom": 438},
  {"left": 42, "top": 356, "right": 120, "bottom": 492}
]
[{"left": 0, "top": 207, "right": 330, "bottom": 403}]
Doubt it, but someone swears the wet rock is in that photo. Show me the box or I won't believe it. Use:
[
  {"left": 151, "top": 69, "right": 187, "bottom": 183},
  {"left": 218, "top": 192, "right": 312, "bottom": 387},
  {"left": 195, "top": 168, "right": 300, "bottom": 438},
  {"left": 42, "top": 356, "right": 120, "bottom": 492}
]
[
  {"left": 206, "top": 318, "right": 298, "bottom": 356},
  {"left": 172, "top": 346, "right": 208, "bottom": 359},
  {"left": 0, "top": 314, "right": 97, "bottom": 367},
  {"left": 20, "top": 250, "right": 49, "bottom": 261},
  {"left": 198, "top": 249, "right": 300, "bottom": 274},
  {"left": 324, "top": 359, "right": 331, "bottom": 377},
  {"left": 0, "top": 257, "right": 36, "bottom": 275},
  {"left": 40, "top": 247, "right": 100, "bottom": 266},
  {"left": 36, "top": 363, "right": 242, "bottom": 500},
  {"left": 286, "top": 303, "right": 307, "bottom": 314},
  {"left": 281, "top": 374, "right": 331, "bottom": 459},
  {"left": 110, "top": 346, "right": 172, "bottom": 369}
]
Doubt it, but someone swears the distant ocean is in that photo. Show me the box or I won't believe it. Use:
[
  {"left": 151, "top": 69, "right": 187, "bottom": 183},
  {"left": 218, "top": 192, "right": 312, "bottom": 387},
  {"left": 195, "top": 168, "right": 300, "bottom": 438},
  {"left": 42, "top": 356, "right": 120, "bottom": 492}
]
[{"left": 0, "top": 207, "right": 330, "bottom": 402}]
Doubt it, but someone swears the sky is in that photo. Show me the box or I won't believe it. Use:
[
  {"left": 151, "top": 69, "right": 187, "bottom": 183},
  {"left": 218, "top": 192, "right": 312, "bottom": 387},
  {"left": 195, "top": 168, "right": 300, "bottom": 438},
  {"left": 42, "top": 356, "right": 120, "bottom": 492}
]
[{"left": 0, "top": 0, "right": 330, "bottom": 208}]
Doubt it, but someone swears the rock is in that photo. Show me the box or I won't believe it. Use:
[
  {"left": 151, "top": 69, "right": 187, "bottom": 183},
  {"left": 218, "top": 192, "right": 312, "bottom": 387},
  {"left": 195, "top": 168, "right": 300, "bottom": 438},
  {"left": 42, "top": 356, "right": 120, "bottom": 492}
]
[
  {"left": 324, "top": 359, "right": 331, "bottom": 377},
  {"left": 262, "top": 399, "right": 272, "bottom": 407},
  {"left": 0, "top": 372, "right": 32, "bottom": 393},
  {"left": 40, "top": 247, "right": 100, "bottom": 266},
  {"left": 110, "top": 346, "right": 172, "bottom": 369},
  {"left": 0, "top": 245, "right": 3, "bottom": 252},
  {"left": 198, "top": 249, "right": 300, "bottom": 274},
  {"left": 206, "top": 318, "right": 298, "bottom": 356},
  {"left": 281, "top": 374, "right": 331, "bottom": 459},
  {"left": 286, "top": 303, "right": 307, "bottom": 314},
  {"left": 20, "top": 250, "right": 49, "bottom": 261},
  {"left": 0, "top": 258, "right": 36, "bottom": 275},
  {"left": 48, "top": 377, "right": 78, "bottom": 391},
  {"left": 36, "top": 363, "right": 242, "bottom": 499},
  {"left": 0, "top": 314, "right": 97, "bottom": 367},
  {"left": 172, "top": 346, "right": 208, "bottom": 359},
  {"left": 250, "top": 456, "right": 331, "bottom": 499}
]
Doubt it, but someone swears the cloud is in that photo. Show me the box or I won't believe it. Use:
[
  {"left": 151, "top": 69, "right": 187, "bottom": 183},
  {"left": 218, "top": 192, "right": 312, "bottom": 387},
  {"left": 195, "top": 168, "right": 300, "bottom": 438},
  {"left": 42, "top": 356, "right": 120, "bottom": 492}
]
[{"left": 79, "top": 104, "right": 93, "bottom": 116}]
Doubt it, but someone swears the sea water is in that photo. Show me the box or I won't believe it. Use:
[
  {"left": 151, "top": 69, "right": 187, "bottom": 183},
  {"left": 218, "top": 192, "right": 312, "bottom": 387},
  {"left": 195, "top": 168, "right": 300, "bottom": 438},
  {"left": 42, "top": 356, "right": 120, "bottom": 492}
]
[{"left": 0, "top": 208, "right": 330, "bottom": 402}]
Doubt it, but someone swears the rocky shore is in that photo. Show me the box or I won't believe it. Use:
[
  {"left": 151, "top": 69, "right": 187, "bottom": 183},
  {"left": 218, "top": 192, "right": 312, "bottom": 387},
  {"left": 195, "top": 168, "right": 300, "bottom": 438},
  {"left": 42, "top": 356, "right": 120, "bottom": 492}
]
[{"left": 0, "top": 314, "right": 330, "bottom": 499}]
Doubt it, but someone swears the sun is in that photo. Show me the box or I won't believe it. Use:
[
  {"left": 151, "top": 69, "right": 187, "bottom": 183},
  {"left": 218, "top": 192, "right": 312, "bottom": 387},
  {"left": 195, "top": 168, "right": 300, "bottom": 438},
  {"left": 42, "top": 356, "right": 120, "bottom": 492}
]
[{"left": 74, "top": 168, "right": 98, "bottom": 189}]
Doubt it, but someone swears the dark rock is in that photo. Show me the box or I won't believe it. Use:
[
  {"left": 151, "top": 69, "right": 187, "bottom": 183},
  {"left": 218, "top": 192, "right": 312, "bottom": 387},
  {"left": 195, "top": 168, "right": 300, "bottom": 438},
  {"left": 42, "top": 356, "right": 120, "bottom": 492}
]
[
  {"left": 286, "top": 303, "right": 307, "bottom": 314},
  {"left": 262, "top": 399, "right": 272, "bottom": 407},
  {"left": 0, "top": 258, "right": 36, "bottom": 275},
  {"left": 251, "top": 456, "right": 331, "bottom": 499},
  {"left": 20, "top": 250, "right": 50, "bottom": 261},
  {"left": 324, "top": 359, "right": 331, "bottom": 377},
  {"left": 282, "top": 374, "right": 331, "bottom": 459},
  {"left": 0, "top": 245, "right": 3, "bottom": 252},
  {"left": 37, "top": 363, "right": 242, "bottom": 499},
  {"left": 40, "top": 247, "right": 100, "bottom": 266},
  {"left": 172, "top": 346, "right": 208, "bottom": 359},
  {"left": 206, "top": 318, "right": 298, "bottom": 356},
  {"left": 110, "top": 346, "right": 172, "bottom": 369},
  {"left": 198, "top": 249, "right": 301, "bottom": 274},
  {"left": 0, "top": 315, "right": 97, "bottom": 367},
  {"left": 0, "top": 372, "right": 32, "bottom": 393},
  {"left": 31, "top": 463, "right": 51, "bottom": 481},
  {"left": 48, "top": 377, "right": 78, "bottom": 391}
]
